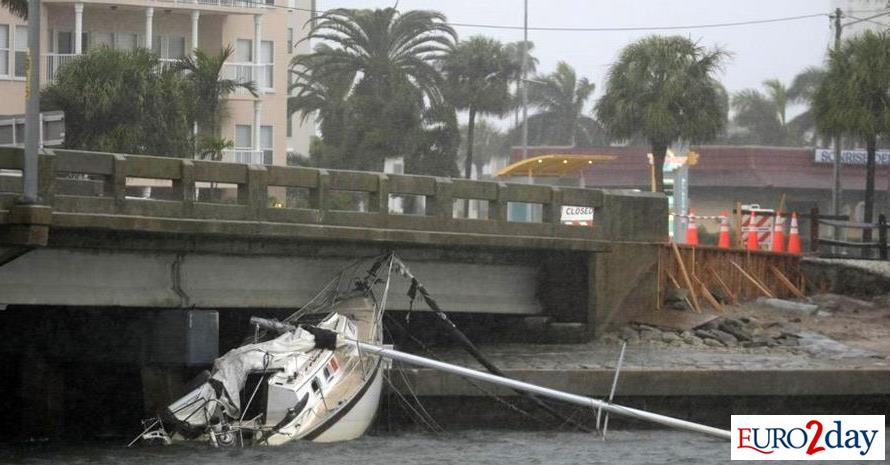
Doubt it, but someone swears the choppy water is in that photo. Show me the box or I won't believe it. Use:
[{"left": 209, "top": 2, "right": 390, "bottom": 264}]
[{"left": 1, "top": 430, "right": 887, "bottom": 465}]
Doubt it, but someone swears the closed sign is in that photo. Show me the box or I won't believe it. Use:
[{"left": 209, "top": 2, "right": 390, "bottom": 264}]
[{"left": 561, "top": 206, "right": 594, "bottom": 226}]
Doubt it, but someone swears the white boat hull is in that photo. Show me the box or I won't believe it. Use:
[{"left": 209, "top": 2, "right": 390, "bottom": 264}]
[{"left": 308, "top": 365, "right": 383, "bottom": 443}]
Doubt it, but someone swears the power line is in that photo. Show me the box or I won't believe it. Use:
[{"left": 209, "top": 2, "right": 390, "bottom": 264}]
[
  {"left": 447, "top": 13, "right": 828, "bottom": 32},
  {"left": 843, "top": 10, "right": 890, "bottom": 28},
  {"left": 844, "top": 13, "right": 890, "bottom": 28},
  {"left": 250, "top": 2, "right": 827, "bottom": 34}
]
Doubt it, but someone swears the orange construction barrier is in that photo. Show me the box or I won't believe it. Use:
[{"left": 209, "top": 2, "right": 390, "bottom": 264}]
[
  {"left": 746, "top": 211, "right": 761, "bottom": 250},
  {"left": 686, "top": 209, "right": 699, "bottom": 246},
  {"left": 717, "top": 211, "right": 731, "bottom": 248},
  {"left": 787, "top": 212, "right": 801, "bottom": 254},
  {"left": 771, "top": 212, "right": 785, "bottom": 252}
]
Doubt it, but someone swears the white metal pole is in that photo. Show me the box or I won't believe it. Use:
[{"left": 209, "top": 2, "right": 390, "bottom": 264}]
[
  {"left": 354, "top": 341, "right": 731, "bottom": 440},
  {"left": 23, "top": 0, "right": 41, "bottom": 204}
]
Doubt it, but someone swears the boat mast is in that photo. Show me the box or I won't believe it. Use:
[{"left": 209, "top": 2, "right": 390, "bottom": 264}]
[{"left": 353, "top": 341, "right": 731, "bottom": 440}]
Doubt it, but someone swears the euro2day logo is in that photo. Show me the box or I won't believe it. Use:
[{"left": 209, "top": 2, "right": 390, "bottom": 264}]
[{"left": 731, "top": 415, "right": 884, "bottom": 461}]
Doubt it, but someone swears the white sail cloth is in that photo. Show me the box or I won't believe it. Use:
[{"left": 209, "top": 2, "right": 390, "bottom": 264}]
[{"left": 168, "top": 315, "right": 353, "bottom": 428}]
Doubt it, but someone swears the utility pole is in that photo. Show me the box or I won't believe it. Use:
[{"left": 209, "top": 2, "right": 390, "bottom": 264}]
[
  {"left": 831, "top": 8, "right": 842, "bottom": 228},
  {"left": 521, "top": 0, "right": 528, "bottom": 162},
  {"left": 23, "top": 0, "right": 41, "bottom": 204}
]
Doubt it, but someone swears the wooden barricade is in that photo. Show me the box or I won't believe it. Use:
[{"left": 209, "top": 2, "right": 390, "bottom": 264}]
[{"left": 657, "top": 244, "right": 805, "bottom": 312}]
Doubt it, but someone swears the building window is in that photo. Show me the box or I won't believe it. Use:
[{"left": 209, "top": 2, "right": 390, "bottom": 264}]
[
  {"left": 235, "top": 39, "right": 252, "bottom": 62},
  {"left": 235, "top": 124, "right": 252, "bottom": 150},
  {"left": 14, "top": 25, "right": 27, "bottom": 78},
  {"left": 260, "top": 40, "right": 273, "bottom": 89},
  {"left": 0, "top": 25, "right": 9, "bottom": 77},
  {"left": 54, "top": 31, "right": 74, "bottom": 54},
  {"left": 116, "top": 33, "right": 138, "bottom": 51},
  {"left": 90, "top": 31, "right": 113, "bottom": 50},
  {"left": 167, "top": 36, "right": 185, "bottom": 59},
  {"left": 286, "top": 114, "right": 292, "bottom": 138},
  {"left": 261, "top": 125, "right": 273, "bottom": 164}
]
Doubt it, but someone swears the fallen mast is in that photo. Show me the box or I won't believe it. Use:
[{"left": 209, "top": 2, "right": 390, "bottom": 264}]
[{"left": 354, "top": 340, "right": 731, "bottom": 440}]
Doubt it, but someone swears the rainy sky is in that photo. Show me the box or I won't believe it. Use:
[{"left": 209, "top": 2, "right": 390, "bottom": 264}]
[{"left": 316, "top": 0, "right": 836, "bottom": 115}]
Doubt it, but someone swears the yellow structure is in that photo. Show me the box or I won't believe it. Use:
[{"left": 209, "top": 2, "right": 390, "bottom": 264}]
[{"left": 496, "top": 154, "right": 616, "bottom": 178}]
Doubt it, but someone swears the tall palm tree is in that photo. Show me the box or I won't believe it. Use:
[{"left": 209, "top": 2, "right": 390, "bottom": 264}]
[
  {"left": 289, "top": 44, "right": 356, "bottom": 148},
  {"left": 459, "top": 119, "right": 507, "bottom": 179},
  {"left": 442, "top": 36, "right": 517, "bottom": 179},
  {"left": 813, "top": 30, "right": 890, "bottom": 237},
  {"left": 504, "top": 41, "right": 539, "bottom": 126},
  {"left": 1, "top": 0, "right": 27, "bottom": 18},
  {"left": 596, "top": 35, "right": 728, "bottom": 192},
  {"left": 731, "top": 80, "right": 790, "bottom": 146},
  {"left": 299, "top": 8, "right": 455, "bottom": 104},
  {"left": 787, "top": 66, "right": 825, "bottom": 145},
  {"left": 527, "top": 61, "right": 596, "bottom": 146},
  {"left": 173, "top": 45, "right": 257, "bottom": 160}
]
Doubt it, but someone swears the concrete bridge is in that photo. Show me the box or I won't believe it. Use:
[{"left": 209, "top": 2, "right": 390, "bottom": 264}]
[
  {"left": 0, "top": 146, "right": 666, "bottom": 330},
  {"left": 0, "top": 146, "right": 669, "bottom": 437}
]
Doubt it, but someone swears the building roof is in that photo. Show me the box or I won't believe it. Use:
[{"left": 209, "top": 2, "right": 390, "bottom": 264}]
[
  {"left": 510, "top": 145, "right": 879, "bottom": 191},
  {"left": 496, "top": 154, "right": 616, "bottom": 177}
]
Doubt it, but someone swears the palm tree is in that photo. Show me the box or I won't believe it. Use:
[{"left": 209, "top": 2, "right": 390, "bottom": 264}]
[
  {"left": 173, "top": 45, "right": 257, "bottom": 160},
  {"left": 289, "top": 44, "right": 356, "bottom": 150},
  {"left": 442, "top": 36, "right": 517, "bottom": 179},
  {"left": 787, "top": 66, "right": 826, "bottom": 145},
  {"left": 731, "top": 80, "right": 791, "bottom": 146},
  {"left": 813, "top": 30, "right": 890, "bottom": 238},
  {"left": 527, "top": 61, "right": 596, "bottom": 146},
  {"left": 459, "top": 119, "right": 507, "bottom": 179},
  {"left": 504, "top": 41, "right": 539, "bottom": 126},
  {"left": 596, "top": 35, "right": 728, "bottom": 192},
  {"left": 1, "top": 0, "right": 27, "bottom": 18},
  {"left": 299, "top": 8, "right": 455, "bottom": 104}
]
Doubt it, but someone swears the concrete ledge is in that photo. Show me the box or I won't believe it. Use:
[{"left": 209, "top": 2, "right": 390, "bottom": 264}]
[{"left": 394, "top": 368, "right": 890, "bottom": 397}]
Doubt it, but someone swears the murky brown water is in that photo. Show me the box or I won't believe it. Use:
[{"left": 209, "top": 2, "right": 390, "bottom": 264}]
[{"left": 1, "top": 430, "right": 887, "bottom": 465}]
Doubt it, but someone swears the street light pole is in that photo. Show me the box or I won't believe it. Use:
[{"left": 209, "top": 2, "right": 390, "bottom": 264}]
[
  {"left": 23, "top": 0, "right": 41, "bottom": 204},
  {"left": 520, "top": 0, "right": 528, "bottom": 161},
  {"left": 830, "top": 8, "right": 842, "bottom": 225}
]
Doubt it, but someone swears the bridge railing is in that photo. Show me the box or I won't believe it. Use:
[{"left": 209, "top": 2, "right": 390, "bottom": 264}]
[{"left": 0, "top": 148, "right": 666, "bottom": 243}]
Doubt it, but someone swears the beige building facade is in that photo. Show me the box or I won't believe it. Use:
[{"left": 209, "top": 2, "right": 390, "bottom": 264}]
[{"left": 0, "top": 0, "right": 314, "bottom": 165}]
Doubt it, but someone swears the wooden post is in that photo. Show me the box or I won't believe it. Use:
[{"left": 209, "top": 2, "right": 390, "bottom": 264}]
[
  {"left": 735, "top": 200, "right": 743, "bottom": 248},
  {"left": 879, "top": 214, "right": 887, "bottom": 260},
  {"left": 809, "top": 207, "right": 820, "bottom": 253},
  {"left": 671, "top": 243, "right": 701, "bottom": 312}
]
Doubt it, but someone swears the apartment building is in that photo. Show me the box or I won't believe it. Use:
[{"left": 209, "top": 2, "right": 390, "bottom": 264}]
[{"left": 0, "top": 0, "right": 314, "bottom": 164}]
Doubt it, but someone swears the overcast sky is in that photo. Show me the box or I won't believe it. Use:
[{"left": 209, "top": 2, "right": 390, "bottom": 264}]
[{"left": 316, "top": 0, "right": 835, "bottom": 117}]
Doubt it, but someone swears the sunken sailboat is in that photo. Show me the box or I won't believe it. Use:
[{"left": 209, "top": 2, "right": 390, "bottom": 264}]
[{"left": 137, "top": 256, "right": 395, "bottom": 447}]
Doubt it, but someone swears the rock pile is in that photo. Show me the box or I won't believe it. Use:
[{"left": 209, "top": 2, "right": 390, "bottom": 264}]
[{"left": 617, "top": 317, "right": 802, "bottom": 349}]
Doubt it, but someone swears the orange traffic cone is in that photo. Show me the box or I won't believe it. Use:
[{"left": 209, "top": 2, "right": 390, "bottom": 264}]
[
  {"left": 717, "top": 211, "right": 731, "bottom": 248},
  {"left": 771, "top": 212, "right": 785, "bottom": 252},
  {"left": 787, "top": 212, "right": 801, "bottom": 254},
  {"left": 686, "top": 210, "right": 699, "bottom": 246},
  {"left": 746, "top": 211, "right": 761, "bottom": 250}
]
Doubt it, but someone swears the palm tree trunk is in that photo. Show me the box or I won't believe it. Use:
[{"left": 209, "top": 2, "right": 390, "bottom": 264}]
[
  {"left": 863, "top": 136, "right": 876, "bottom": 247},
  {"left": 569, "top": 116, "right": 576, "bottom": 147},
  {"left": 464, "top": 106, "right": 476, "bottom": 179},
  {"left": 651, "top": 142, "right": 668, "bottom": 193}
]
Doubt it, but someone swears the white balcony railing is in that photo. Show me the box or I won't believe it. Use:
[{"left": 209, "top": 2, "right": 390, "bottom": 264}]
[
  {"left": 221, "top": 62, "right": 273, "bottom": 95},
  {"left": 154, "top": 0, "right": 270, "bottom": 10},
  {"left": 41, "top": 54, "right": 271, "bottom": 96},
  {"left": 221, "top": 149, "right": 264, "bottom": 164},
  {"left": 42, "top": 53, "right": 78, "bottom": 85}
]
